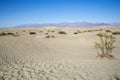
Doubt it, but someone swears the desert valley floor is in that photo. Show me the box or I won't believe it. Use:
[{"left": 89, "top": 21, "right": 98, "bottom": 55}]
[{"left": 0, "top": 27, "right": 120, "bottom": 80}]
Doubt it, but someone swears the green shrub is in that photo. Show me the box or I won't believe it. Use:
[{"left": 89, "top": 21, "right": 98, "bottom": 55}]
[{"left": 94, "top": 31, "right": 116, "bottom": 58}]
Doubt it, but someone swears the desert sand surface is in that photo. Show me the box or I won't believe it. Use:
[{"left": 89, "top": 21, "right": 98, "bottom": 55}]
[{"left": 0, "top": 27, "right": 120, "bottom": 80}]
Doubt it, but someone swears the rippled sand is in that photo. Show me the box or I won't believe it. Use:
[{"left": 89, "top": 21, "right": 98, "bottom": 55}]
[{"left": 0, "top": 27, "right": 120, "bottom": 80}]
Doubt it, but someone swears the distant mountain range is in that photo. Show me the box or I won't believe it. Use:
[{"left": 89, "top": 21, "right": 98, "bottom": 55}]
[{"left": 15, "top": 22, "right": 120, "bottom": 28}]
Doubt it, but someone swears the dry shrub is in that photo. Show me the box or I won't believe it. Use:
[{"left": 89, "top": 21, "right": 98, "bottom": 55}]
[
  {"left": 45, "top": 35, "right": 50, "bottom": 38},
  {"left": 84, "top": 29, "right": 103, "bottom": 33},
  {"left": 0, "top": 32, "right": 6, "bottom": 36},
  {"left": 39, "top": 31, "right": 43, "bottom": 32},
  {"left": 23, "top": 30, "right": 25, "bottom": 32},
  {"left": 87, "top": 30, "right": 92, "bottom": 32},
  {"left": 45, "top": 35, "right": 55, "bottom": 38},
  {"left": 0, "top": 32, "right": 19, "bottom": 37},
  {"left": 77, "top": 29, "right": 81, "bottom": 33},
  {"left": 95, "top": 31, "right": 116, "bottom": 59},
  {"left": 7, "top": 32, "right": 14, "bottom": 35},
  {"left": 83, "top": 31, "right": 87, "bottom": 32},
  {"left": 77, "top": 30, "right": 82, "bottom": 33},
  {"left": 105, "top": 30, "right": 112, "bottom": 33},
  {"left": 51, "top": 31, "right": 55, "bottom": 32},
  {"left": 45, "top": 33, "right": 48, "bottom": 35},
  {"left": 58, "top": 31, "right": 67, "bottom": 34},
  {"left": 51, "top": 35, "right": 55, "bottom": 38},
  {"left": 13, "top": 33, "right": 19, "bottom": 37},
  {"left": 112, "top": 31, "right": 120, "bottom": 35},
  {"left": 74, "top": 32, "right": 78, "bottom": 34},
  {"left": 29, "top": 32, "right": 36, "bottom": 35}
]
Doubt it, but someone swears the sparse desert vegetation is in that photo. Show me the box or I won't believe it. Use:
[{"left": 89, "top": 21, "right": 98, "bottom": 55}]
[
  {"left": 112, "top": 31, "right": 120, "bottom": 35},
  {"left": 51, "top": 30, "right": 55, "bottom": 32},
  {"left": 105, "top": 29, "right": 112, "bottom": 33},
  {"left": 45, "top": 35, "right": 51, "bottom": 38},
  {"left": 83, "top": 29, "right": 103, "bottom": 33},
  {"left": 23, "top": 30, "right": 25, "bottom": 32},
  {"left": 0, "top": 0, "right": 120, "bottom": 79},
  {"left": 77, "top": 29, "right": 82, "bottom": 33},
  {"left": 58, "top": 31, "right": 67, "bottom": 34},
  {"left": 51, "top": 35, "right": 55, "bottom": 38},
  {"left": 45, "top": 35, "right": 55, "bottom": 38},
  {"left": 95, "top": 31, "right": 116, "bottom": 58},
  {"left": 29, "top": 32, "right": 36, "bottom": 35},
  {"left": 0, "top": 32, "right": 19, "bottom": 37},
  {"left": 0, "top": 28, "right": 120, "bottom": 80},
  {"left": 45, "top": 33, "right": 48, "bottom": 35},
  {"left": 0, "top": 32, "right": 6, "bottom": 36},
  {"left": 74, "top": 32, "right": 78, "bottom": 34},
  {"left": 39, "top": 31, "right": 43, "bottom": 32},
  {"left": 73, "top": 29, "right": 83, "bottom": 34}
]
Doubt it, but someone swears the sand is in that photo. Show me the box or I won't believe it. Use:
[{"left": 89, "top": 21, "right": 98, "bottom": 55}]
[{"left": 0, "top": 27, "right": 120, "bottom": 80}]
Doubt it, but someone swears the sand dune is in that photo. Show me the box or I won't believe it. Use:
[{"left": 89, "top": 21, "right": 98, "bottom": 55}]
[{"left": 0, "top": 27, "right": 120, "bottom": 80}]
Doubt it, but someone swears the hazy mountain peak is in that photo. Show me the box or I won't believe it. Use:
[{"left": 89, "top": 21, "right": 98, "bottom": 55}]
[{"left": 14, "top": 22, "right": 120, "bottom": 28}]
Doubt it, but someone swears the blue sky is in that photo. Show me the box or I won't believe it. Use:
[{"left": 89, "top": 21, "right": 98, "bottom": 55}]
[{"left": 0, "top": 0, "right": 120, "bottom": 28}]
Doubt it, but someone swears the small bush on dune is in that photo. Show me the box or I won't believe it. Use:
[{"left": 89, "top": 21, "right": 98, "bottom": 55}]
[
  {"left": 51, "top": 30, "right": 55, "bottom": 32},
  {"left": 58, "top": 31, "right": 67, "bottom": 34},
  {"left": 0, "top": 32, "right": 7, "bottom": 36},
  {"left": 83, "top": 31, "right": 87, "bottom": 32},
  {"left": 23, "top": 30, "right": 25, "bottom": 32},
  {"left": 112, "top": 31, "right": 120, "bottom": 35},
  {"left": 105, "top": 30, "right": 112, "bottom": 33},
  {"left": 45, "top": 35, "right": 50, "bottom": 38},
  {"left": 94, "top": 31, "right": 116, "bottom": 58},
  {"left": 77, "top": 30, "right": 82, "bottom": 33},
  {"left": 91, "top": 29, "right": 103, "bottom": 32},
  {"left": 7, "top": 32, "right": 14, "bottom": 35},
  {"left": 13, "top": 32, "right": 19, "bottom": 37},
  {"left": 45, "top": 35, "right": 55, "bottom": 38},
  {"left": 45, "top": 33, "right": 48, "bottom": 35},
  {"left": 29, "top": 32, "right": 36, "bottom": 35},
  {"left": 51, "top": 35, "right": 55, "bottom": 38},
  {"left": 87, "top": 30, "right": 92, "bottom": 32},
  {"left": 77, "top": 29, "right": 81, "bottom": 33},
  {"left": 74, "top": 32, "right": 78, "bottom": 34},
  {"left": 39, "top": 31, "right": 43, "bottom": 32},
  {"left": 0, "top": 32, "right": 19, "bottom": 37}
]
